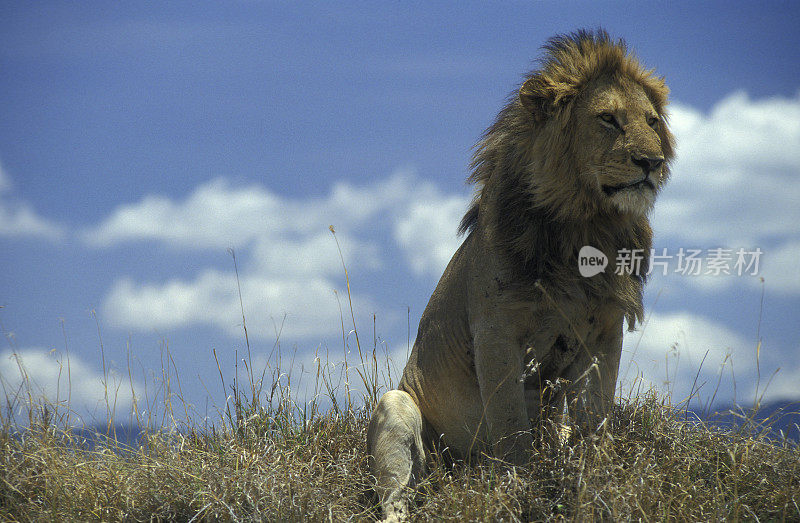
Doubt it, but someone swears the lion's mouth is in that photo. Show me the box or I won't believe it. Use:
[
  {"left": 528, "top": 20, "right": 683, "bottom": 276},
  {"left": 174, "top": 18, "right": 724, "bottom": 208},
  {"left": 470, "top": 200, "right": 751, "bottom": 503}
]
[{"left": 602, "top": 175, "right": 654, "bottom": 196}]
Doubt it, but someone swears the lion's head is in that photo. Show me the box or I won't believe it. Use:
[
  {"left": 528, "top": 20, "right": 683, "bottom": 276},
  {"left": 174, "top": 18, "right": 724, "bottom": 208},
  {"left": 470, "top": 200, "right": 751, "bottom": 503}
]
[
  {"left": 459, "top": 30, "right": 674, "bottom": 327},
  {"left": 462, "top": 30, "right": 675, "bottom": 231}
]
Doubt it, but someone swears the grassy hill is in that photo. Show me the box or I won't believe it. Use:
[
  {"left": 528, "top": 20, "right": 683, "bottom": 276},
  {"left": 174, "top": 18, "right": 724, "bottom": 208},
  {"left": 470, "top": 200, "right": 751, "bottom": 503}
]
[{"left": 2, "top": 361, "right": 798, "bottom": 521}]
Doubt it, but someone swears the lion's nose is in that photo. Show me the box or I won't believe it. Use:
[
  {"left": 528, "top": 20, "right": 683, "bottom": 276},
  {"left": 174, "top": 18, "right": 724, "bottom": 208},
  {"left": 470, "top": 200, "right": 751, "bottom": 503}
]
[{"left": 631, "top": 155, "right": 664, "bottom": 174}]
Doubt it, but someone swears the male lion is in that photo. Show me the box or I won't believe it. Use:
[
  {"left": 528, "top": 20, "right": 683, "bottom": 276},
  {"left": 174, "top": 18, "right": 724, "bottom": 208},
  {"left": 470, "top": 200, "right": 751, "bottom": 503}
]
[{"left": 367, "top": 30, "right": 674, "bottom": 521}]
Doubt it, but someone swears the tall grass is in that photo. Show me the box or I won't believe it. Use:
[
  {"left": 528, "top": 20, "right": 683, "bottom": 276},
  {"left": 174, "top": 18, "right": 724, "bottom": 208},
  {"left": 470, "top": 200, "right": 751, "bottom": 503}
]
[{"left": 1, "top": 240, "right": 798, "bottom": 521}]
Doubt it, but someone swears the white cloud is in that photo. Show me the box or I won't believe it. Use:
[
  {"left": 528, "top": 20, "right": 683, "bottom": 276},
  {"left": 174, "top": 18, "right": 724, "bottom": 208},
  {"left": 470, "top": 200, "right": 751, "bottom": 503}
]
[
  {"left": 0, "top": 161, "right": 66, "bottom": 240},
  {"left": 619, "top": 311, "right": 795, "bottom": 407},
  {"left": 249, "top": 231, "right": 381, "bottom": 277},
  {"left": 84, "top": 167, "right": 470, "bottom": 277},
  {"left": 102, "top": 270, "right": 376, "bottom": 341},
  {"left": 670, "top": 92, "right": 800, "bottom": 174},
  {"left": 84, "top": 179, "right": 284, "bottom": 248},
  {"left": 671, "top": 240, "right": 800, "bottom": 295},
  {"left": 651, "top": 92, "right": 800, "bottom": 295},
  {"left": 83, "top": 171, "right": 420, "bottom": 249},
  {"left": 394, "top": 192, "right": 469, "bottom": 276},
  {"left": 92, "top": 169, "right": 471, "bottom": 340},
  {"left": 0, "top": 202, "right": 66, "bottom": 240},
  {"left": 0, "top": 348, "right": 141, "bottom": 420},
  {"left": 754, "top": 240, "right": 800, "bottom": 294},
  {"left": 760, "top": 359, "right": 800, "bottom": 402},
  {"left": 656, "top": 92, "right": 800, "bottom": 248}
]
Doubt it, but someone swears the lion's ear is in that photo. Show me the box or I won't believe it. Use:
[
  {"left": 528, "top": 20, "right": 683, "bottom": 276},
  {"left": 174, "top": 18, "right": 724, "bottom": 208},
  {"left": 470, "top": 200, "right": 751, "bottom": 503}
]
[{"left": 519, "top": 78, "right": 550, "bottom": 121}]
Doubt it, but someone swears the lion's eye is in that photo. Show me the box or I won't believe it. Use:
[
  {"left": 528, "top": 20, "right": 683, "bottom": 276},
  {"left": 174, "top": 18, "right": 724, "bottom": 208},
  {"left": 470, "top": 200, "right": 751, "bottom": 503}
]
[
  {"left": 599, "top": 112, "right": 620, "bottom": 129},
  {"left": 647, "top": 116, "right": 660, "bottom": 129}
]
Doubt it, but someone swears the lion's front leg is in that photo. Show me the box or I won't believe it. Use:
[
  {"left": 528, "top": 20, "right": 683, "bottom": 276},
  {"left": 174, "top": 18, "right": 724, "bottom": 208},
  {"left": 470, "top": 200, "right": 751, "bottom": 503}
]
[
  {"left": 472, "top": 320, "right": 533, "bottom": 465},
  {"left": 564, "top": 324, "right": 623, "bottom": 431}
]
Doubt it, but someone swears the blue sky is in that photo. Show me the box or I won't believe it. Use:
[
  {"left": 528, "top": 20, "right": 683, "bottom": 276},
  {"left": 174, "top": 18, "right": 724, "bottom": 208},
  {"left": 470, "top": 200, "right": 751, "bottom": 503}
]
[{"left": 2, "top": 2, "right": 799, "bottom": 425}]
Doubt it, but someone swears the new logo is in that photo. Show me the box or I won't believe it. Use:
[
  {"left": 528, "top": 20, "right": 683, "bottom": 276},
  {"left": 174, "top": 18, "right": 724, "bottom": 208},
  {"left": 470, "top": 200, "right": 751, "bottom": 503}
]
[{"left": 578, "top": 246, "right": 608, "bottom": 277}]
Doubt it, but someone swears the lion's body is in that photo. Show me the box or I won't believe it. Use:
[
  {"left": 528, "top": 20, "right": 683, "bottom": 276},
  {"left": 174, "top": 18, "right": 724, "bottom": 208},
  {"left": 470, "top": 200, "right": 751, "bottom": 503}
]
[
  {"left": 397, "top": 229, "right": 626, "bottom": 456},
  {"left": 367, "top": 30, "right": 674, "bottom": 522}
]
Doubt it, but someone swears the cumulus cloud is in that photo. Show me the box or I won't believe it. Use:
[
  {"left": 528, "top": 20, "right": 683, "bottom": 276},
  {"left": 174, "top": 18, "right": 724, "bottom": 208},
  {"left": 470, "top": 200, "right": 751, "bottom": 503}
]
[
  {"left": 84, "top": 168, "right": 469, "bottom": 275},
  {"left": 83, "top": 171, "right": 421, "bottom": 249},
  {"left": 249, "top": 231, "right": 381, "bottom": 277},
  {"left": 653, "top": 92, "right": 800, "bottom": 293},
  {"left": 93, "top": 169, "right": 467, "bottom": 340},
  {"left": 619, "top": 311, "right": 791, "bottom": 407},
  {"left": 102, "top": 270, "right": 376, "bottom": 341},
  {"left": 0, "top": 348, "right": 141, "bottom": 420},
  {"left": 0, "top": 203, "right": 66, "bottom": 240},
  {"left": 0, "top": 161, "right": 65, "bottom": 240},
  {"left": 84, "top": 179, "right": 287, "bottom": 248},
  {"left": 754, "top": 240, "right": 800, "bottom": 294},
  {"left": 394, "top": 190, "right": 469, "bottom": 276},
  {"left": 669, "top": 92, "right": 800, "bottom": 177}
]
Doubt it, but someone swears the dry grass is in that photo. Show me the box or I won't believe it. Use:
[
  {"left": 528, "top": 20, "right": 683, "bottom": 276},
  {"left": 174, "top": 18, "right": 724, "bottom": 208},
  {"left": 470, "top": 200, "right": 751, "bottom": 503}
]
[
  {"left": 1, "top": 408, "right": 375, "bottom": 521},
  {"left": 1, "top": 387, "right": 798, "bottom": 521}
]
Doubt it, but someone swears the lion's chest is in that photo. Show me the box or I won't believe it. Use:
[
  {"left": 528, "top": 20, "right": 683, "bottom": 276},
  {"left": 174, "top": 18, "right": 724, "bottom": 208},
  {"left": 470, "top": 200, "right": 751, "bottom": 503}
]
[{"left": 518, "top": 306, "right": 599, "bottom": 398}]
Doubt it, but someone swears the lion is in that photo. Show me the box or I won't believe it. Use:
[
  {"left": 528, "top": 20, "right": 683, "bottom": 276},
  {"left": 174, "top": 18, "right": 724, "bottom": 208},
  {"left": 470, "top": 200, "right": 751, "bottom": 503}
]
[{"left": 367, "top": 30, "right": 675, "bottom": 521}]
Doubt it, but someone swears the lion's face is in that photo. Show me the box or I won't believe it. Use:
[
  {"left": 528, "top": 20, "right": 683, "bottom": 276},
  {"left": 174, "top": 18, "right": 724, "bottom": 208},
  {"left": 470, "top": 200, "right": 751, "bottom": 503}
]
[{"left": 572, "top": 76, "right": 668, "bottom": 216}]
